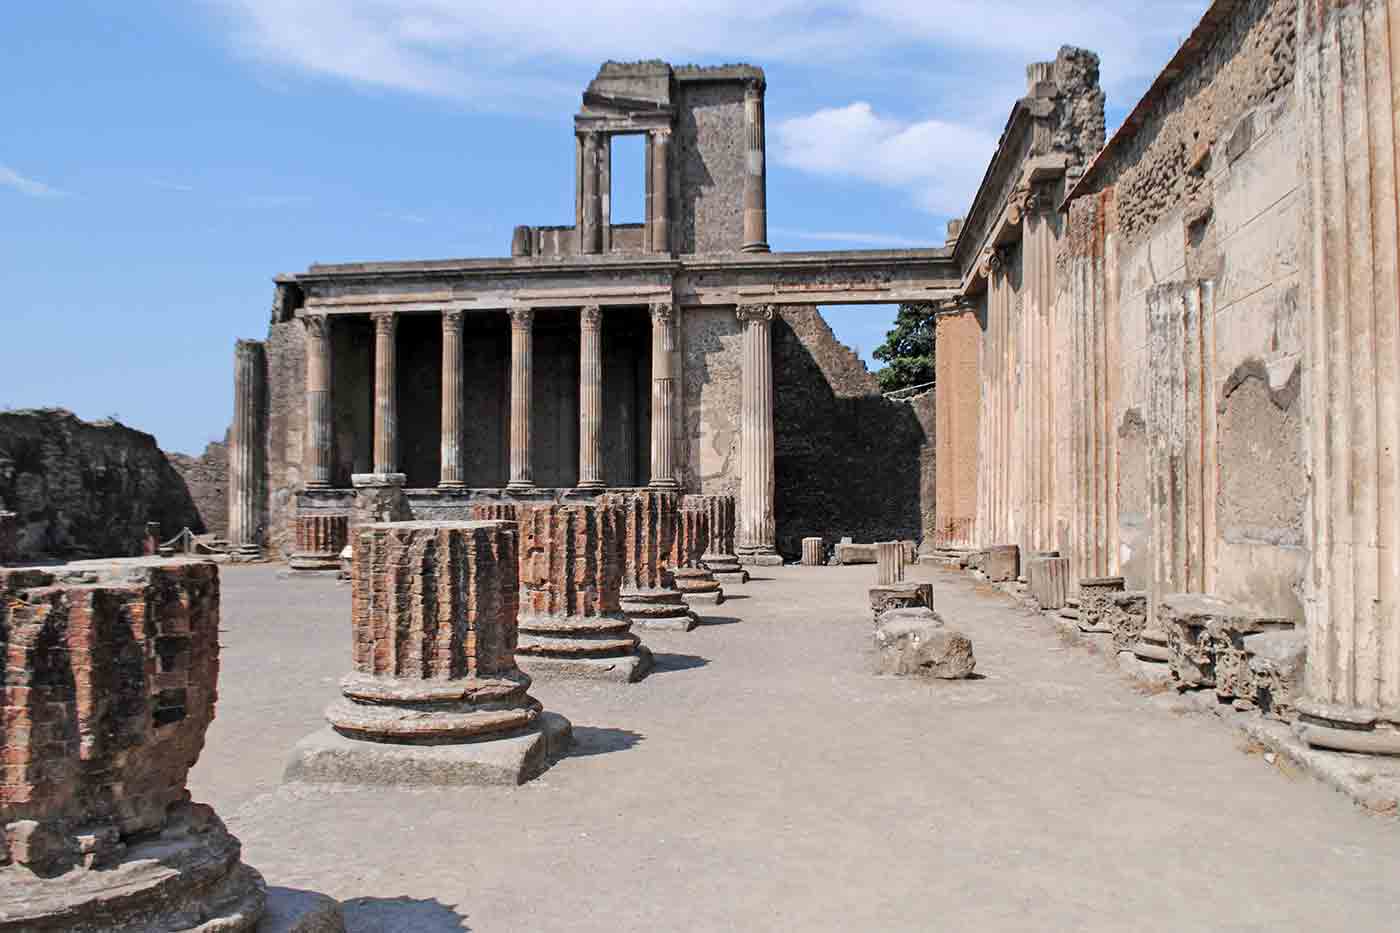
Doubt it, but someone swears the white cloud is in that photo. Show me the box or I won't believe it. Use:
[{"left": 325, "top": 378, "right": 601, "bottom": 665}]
[
  {"left": 773, "top": 103, "right": 996, "bottom": 215},
  {"left": 1, "top": 164, "right": 68, "bottom": 198},
  {"left": 771, "top": 227, "right": 932, "bottom": 248}
]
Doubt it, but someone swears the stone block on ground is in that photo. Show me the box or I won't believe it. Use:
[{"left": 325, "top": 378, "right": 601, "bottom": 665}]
[
  {"left": 876, "top": 540, "right": 906, "bottom": 585},
  {"left": 868, "top": 581, "right": 935, "bottom": 626},
  {"left": 1077, "top": 576, "right": 1124, "bottom": 633},
  {"left": 1027, "top": 556, "right": 1071, "bottom": 610},
  {"left": 1109, "top": 590, "right": 1149, "bottom": 651},
  {"left": 800, "top": 537, "right": 824, "bottom": 566},
  {"left": 873, "top": 609, "right": 976, "bottom": 679},
  {"left": 836, "top": 542, "right": 877, "bottom": 565},
  {"left": 1160, "top": 593, "right": 1299, "bottom": 707},
  {"left": 982, "top": 544, "right": 1019, "bottom": 582},
  {"left": 1245, "top": 629, "right": 1306, "bottom": 722}
]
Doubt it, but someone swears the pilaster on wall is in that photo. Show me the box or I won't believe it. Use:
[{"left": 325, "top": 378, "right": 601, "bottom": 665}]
[{"left": 1295, "top": 0, "right": 1400, "bottom": 753}]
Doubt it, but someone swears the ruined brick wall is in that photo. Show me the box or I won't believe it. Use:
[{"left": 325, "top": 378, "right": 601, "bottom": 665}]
[
  {"left": 166, "top": 439, "right": 229, "bottom": 541},
  {"left": 0, "top": 410, "right": 203, "bottom": 560},
  {"left": 674, "top": 81, "right": 746, "bottom": 254},
  {"left": 772, "top": 307, "right": 929, "bottom": 556}
]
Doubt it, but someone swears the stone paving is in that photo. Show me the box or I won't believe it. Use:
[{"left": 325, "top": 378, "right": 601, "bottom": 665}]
[{"left": 192, "top": 563, "right": 1400, "bottom": 932}]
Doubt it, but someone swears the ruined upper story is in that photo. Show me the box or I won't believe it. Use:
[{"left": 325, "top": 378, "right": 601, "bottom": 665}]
[{"left": 512, "top": 60, "right": 770, "bottom": 259}]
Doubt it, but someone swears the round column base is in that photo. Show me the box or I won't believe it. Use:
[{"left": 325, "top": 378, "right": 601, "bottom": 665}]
[{"left": 1295, "top": 702, "right": 1400, "bottom": 755}]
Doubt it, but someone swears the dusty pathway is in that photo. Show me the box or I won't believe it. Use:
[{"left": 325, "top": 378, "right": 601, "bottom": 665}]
[{"left": 192, "top": 563, "right": 1400, "bottom": 932}]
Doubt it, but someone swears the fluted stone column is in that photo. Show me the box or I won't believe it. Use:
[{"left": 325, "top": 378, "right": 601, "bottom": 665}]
[
  {"left": 229, "top": 339, "right": 265, "bottom": 556},
  {"left": 581, "top": 132, "right": 602, "bottom": 255},
  {"left": 649, "top": 301, "right": 679, "bottom": 490},
  {"left": 371, "top": 311, "right": 398, "bottom": 476},
  {"left": 1295, "top": 0, "right": 1400, "bottom": 755},
  {"left": 302, "top": 313, "right": 334, "bottom": 488},
  {"left": 440, "top": 309, "right": 465, "bottom": 489},
  {"left": 650, "top": 128, "right": 671, "bottom": 253},
  {"left": 742, "top": 80, "right": 769, "bottom": 253},
  {"left": 736, "top": 304, "right": 780, "bottom": 564},
  {"left": 508, "top": 307, "right": 536, "bottom": 491},
  {"left": 577, "top": 305, "right": 605, "bottom": 489}
]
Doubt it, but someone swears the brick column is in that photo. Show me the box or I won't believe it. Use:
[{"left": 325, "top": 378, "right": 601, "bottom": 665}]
[
  {"left": 578, "top": 305, "right": 605, "bottom": 489},
  {"left": 650, "top": 128, "right": 671, "bottom": 253},
  {"left": 649, "top": 301, "right": 679, "bottom": 489},
  {"left": 581, "top": 131, "right": 602, "bottom": 255},
  {"left": 508, "top": 307, "right": 536, "bottom": 491},
  {"left": 742, "top": 80, "right": 770, "bottom": 253},
  {"left": 736, "top": 304, "right": 780, "bottom": 564},
  {"left": 371, "top": 310, "right": 398, "bottom": 476},
  {"left": 302, "top": 313, "right": 334, "bottom": 488},
  {"left": 229, "top": 339, "right": 265, "bottom": 556},
  {"left": 1295, "top": 0, "right": 1400, "bottom": 755},
  {"left": 440, "top": 309, "right": 465, "bottom": 489}
]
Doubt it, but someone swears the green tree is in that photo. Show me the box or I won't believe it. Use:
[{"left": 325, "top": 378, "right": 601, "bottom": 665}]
[{"left": 873, "top": 303, "right": 935, "bottom": 393}]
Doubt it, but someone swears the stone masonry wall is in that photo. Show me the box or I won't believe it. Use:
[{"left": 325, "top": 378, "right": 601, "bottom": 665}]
[
  {"left": 674, "top": 81, "right": 747, "bottom": 254},
  {"left": 0, "top": 410, "right": 203, "bottom": 560},
  {"left": 166, "top": 439, "right": 229, "bottom": 541},
  {"left": 264, "top": 317, "right": 306, "bottom": 557}
]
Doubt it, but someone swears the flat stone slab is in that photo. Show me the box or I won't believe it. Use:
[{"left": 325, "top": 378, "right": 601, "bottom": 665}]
[
  {"left": 835, "top": 543, "right": 877, "bottom": 565},
  {"left": 738, "top": 554, "right": 784, "bottom": 567},
  {"left": 632, "top": 613, "right": 699, "bottom": 632},
  {"left": 283, "top": 712, "right": 572, "bottom": 787},
  {"left": 712, "top": 570, "right": 749, "bottom": 585},
  {"left": 258, "top": 887, "right": 346, "bottom": 933},
  {"left": 516, "top": 649, "right": 652, "bottom": 683},
  {"left": 683, "top": 590, "right": 724, "bottom": 606}
]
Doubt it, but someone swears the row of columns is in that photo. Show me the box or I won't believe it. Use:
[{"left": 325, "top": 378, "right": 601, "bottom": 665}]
[
  {"left": 579, "top": 128, "right": 672, "bottom": 255},
  {"left": 299, "top": 304, "right": 776, "bottom": 558}
]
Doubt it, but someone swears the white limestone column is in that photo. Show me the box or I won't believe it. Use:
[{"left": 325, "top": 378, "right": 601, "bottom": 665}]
[
  {"left": 651, "top": 129, "right": 671, "bottom": 253},
  {"left": 649, "top": 301, "right": 679, "bottom": 490},
  {"left": 736, "top": 304, "right": 780, "bottom": 563},
  {"left": 229, "top": 339, "right": 265, "bottom": 554},
  {"left": 742, "top": 81, "right": 770, "bottom": 253},
  {"left": 578, "top": 305, "right": 605, "bottom": 489},
  {"left": 440, "top": 309, "right": 465, "bottom": 489},
  {"left": 1295, "top": 0, "right": 1400, "bottom": 754},
  {"left": 371, "top": 311, "right": 398, "bottom": 476},
  {"left": 508, "top": 306, "right": 536, "bottom": 490},
  {"left": 302, "top": 313, "right": 334, "bottom": 488},
  {"left": 581, "top": 132, "right": 603, "bottom": 255}
]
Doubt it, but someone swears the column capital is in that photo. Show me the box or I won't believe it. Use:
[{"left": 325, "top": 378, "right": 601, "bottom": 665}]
[
  {"left": 509, "top": 306, "right": 534, "bottom": 330},
  {"left": 371, "top": 309, "right": 397, "bottom": 334},
  {"left": 580, "top": 304, "right": 602, "bottom": 330},
  {"left": 650, "top": 301, "right": 674, "bottom": 324},
  {"left": 442, "top": 308, "right": 464, "bottom": 331},
  {"left": 735, "top": 303, "right": 776, "bottom": 324},
  {"left": 650, "top": 125, "right": 673, "bottom": 140},
  {"left": 301, "top": 313, "right": 330, "bottom": 338},
  {"left": 744, "top": 78, "right": 765, "bottom": 100}
]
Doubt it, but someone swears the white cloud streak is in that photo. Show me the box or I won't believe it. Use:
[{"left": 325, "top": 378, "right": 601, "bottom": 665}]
[
  {"left": 771, "top": 228, "right": 933, "bottom": 248},
  {"left": 1, "top": 164, "right": 68, "bottom": 198}
]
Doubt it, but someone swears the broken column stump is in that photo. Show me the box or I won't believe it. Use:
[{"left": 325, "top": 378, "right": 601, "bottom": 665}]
[
  {"left": 1027, "top": 556, "right": 1071, "bottom": 610},
  {"left": 800, "top": 537, "right": 824, "bottom": 566},
  {"left": 284, "top": 520, "right": 571, "bottom": 786},
  {"left": 603, "top": 491, "right": 698, "bottom": 631},
  {"left": 0, "top": 559, "right": 283, "bottom": 932},
  {"left": 873, "top": 607, "right": 976, "bottom": 679},
  {"left": 876, "top": 541, "right": 906, "bottom": 586},
  {"left": 868, "top": 581, "right": 935, "bottom": 627},
  {"left": 512, "top": 503, "right": 652, "bottom": 683},
  {"left": 982, "top": 545, "right": 1020, "bottom": 583},
  {"left": 1077, "top": 576, "right": 1125, "bottom": 633},
  {"left": 0, "top": 511, "right": 15, "bottom": 564},
  {"left": 689, "top": 494, "right": 748, "bottom": 585},
  {"left": 673, "top": 503, "right": 724, "bottom": 607},
  {"left": 288, "top": 510, "right": 349, "bottom": 572}
]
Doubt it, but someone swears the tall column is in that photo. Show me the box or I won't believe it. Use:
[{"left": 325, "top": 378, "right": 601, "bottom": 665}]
[
  {"left": 1295, "top": 0, "right": 1400, "bottom": 754},
  {"left": 742, "top": 80, "right": 770, "bottom": 253},
  {"left": 578, "top": 305, "right": 605, "bottom": 489},
  {"left": 736, "top": 304, "right": 780, "bottom": 563},
  {"left": 371, "top": 311, "right": 399, "bottom": 476},
  {"left": 229, "top": 339, "right": 265, "bottom": 555},
  {"left": 302, "top": 313, "right": 334, "bottom": 488},
  {"left": 581, "top": 131, "right": 602, "bottom": 255},
  {"left": 508, "top": 306, "right": 536, "bottom": 491},
  {"left": 650, "top": 128, "right": 671, "bottom": 253},
  {"left": 440, "top": 309, "right": 465, "bottom": 489},
  {"left": 649, "top": 301, "right": 679, "bottom": 490}
]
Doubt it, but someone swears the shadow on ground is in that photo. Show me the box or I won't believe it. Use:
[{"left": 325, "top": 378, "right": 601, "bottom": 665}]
[
  {"left": 695, "top": 615, "right": 741, "bottom": 627},
  {"left": 649, "top": 652, "right": 709, "bottom": 674},
  {"left": 568, "top": 726, "right": 645, "bottom": 757},
  {"left": 343, "top": 896, "right": 469, "bottom": 932}
]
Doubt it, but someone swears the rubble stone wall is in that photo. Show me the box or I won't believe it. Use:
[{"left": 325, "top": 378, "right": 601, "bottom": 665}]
[
  {"left": 674, "top": 81, "right": 747, "bottom": 254},
  {"left": 166, "top": 439, "right": 229, "bottom": 541}
]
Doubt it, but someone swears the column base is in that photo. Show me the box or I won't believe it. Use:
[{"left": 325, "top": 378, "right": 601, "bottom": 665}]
[
  {"left": 574, "top": 481, "right": 607, "bottom": 492},
  {"left": 736, "top": 546, "right": 783, "bottom": 567},
  {"left": 437, "top": 481, "right": 467, "bottom": 491},
  {"left": 742, "top": 242, "right": 771, "bottom": 253},
  {"left": 351, "top": 472, "right": 406, "bottom": 488},
  {"left": 1295, "top": 701, "right": 1400, "bottom": 755},
  {"left": 506, "top": 480, "right": 538, "bottom": 493},
  {"left": 648, "top": 479, "right": 680, "bottom": 490}
]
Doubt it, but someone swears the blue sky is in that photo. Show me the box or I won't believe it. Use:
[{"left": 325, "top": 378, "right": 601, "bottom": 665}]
[{"left": 1, "top": 1, "right": 1208, "bottom": 453}]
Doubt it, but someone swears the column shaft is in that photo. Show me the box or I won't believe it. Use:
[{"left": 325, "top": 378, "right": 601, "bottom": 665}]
[
  {"left": 302, "top": 314, "right": 334, "bottom": 488},
  {"left": 581, "top": 132, "right": 602, "bottom": 255},
  {"left": 1296, "top": 0, "right": 1400, "bottom": 753},
  {"left": 440, "top": 310, "right": 465, "bottom": 488},
  {"left": 229, "top": 339, "right": 265, "bottom": 553},
  {"left": 736, "top": 304, "right": 777, "bottom": 560},
  {"left": 372, "top": 311, "right": 398, "bottom": 475},
  {"left": 578, "top": 305, "right": 605, "bottom": 489},
  {"left": 651, "top": 129, "right": 671, "bottom": 253},
  {"left": 742, "top": 82, "right": 769, "bottom": 253},
  {"left": 649, "top": 302, "right": 678, "bottom": 489},
  {"left": 508, "top": 307, "right": 536, "bottom": 490}
]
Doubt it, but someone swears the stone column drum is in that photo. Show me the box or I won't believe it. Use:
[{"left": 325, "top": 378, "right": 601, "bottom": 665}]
[
  {"left": 0, "top": 560, "right": 272, "bottom": 931},
  {"left": 302, "top": 313, "right": 334, "bottom": 488},
  {"left": 285, "top": 520, "right": 571, "bottom": 786},
  {"left": 689, "top": 494, "right": 748, "bottom": 585},
  {"left": 228, "top": 339, "right": 265, "bottom": 558},
  {"left": 800, "top": 537, "right": 823, "bottom": 567},
  {"left": 1294, "top": 0, "right": 1400, "bottom": 755},
  {"left": 673, "top": 505, "right": 724, "bottom": 606},
  {"left": 507, "top": 307, "right": 536, "bottom": 491},
  {"left": 440, "top": 309, "right": 466, "bottom": 489},
  {"left": 513, "top": 503, "right": 653, "bottom": 683},
  {"left": 736, "top": 305, "right": 781, "bottom": 565},
  {"left": 1027, "top": 556, "right": 1071, "bottom": 611},
  {"left": 876, "top": 541, "right": 905, "bottom": 586},
  {"left": 602, "top": 490, "right": 698, "bottom": 631}
]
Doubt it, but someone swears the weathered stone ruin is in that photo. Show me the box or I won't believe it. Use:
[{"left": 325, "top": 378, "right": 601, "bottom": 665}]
[
  {"left": 285, "top": 520, "right": 571, "bottom": 786},
  {"left": 0, "top": 559, "right": 275, "bottom": 931},
  {"left": 872, "top": 607, "right": 976, "bottom": 680},
  {"left": 1027, "top": 556, "right": 1070, "bottom": 610},
  {"left": 512, "top": 503, "right": 653, "bottom": 683},
  {"left": 602, "top": 490, "right": 698, "bottom": 632},
  {"left": 868, "top": 581, "right": 935, "bottom": 628},
  {"left": 1160, "top": 593, "right": 1302, "bottom": 718},
  {"left": 876, "top": 541, "right": 906, "bottom": 586},
  {"left": 800, "top": 537, "right": 823, "bottom": 567},
  {"left": 672, "top": 503, "right": 724, "bottom": 607}
]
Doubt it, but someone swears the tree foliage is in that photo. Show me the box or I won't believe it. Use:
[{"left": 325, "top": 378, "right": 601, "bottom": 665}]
[{"left": 873, "top": 303, "right": 935, "bottom": 393}]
